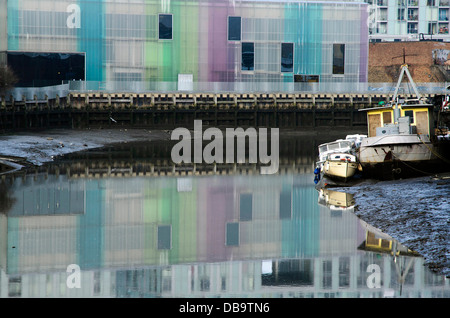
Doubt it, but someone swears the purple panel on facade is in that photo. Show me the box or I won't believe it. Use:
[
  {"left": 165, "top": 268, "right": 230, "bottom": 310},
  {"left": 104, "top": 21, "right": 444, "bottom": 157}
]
[
  {"left": 227, "top": 45, "right": 236, "bottom": 82},
  {"left": 205, "top": 181, "right": 235, "bottom": 261},
  {"left": 359, "top": 5, "right": 369, "bottom": 82},
  {"left": 208, "top": 1, "right": 235, "bottom": 82}
]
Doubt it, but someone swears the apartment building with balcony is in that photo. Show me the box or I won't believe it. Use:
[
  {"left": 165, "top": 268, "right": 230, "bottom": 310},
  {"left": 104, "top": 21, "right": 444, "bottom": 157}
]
[{"left": 366, "top": 0, "right": 450, "bottom": 41}]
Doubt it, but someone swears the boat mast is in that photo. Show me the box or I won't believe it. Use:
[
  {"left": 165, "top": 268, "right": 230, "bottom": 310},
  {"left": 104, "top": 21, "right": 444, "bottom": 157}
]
[
  {"left": 391, "top": 48, "right": 422, "bottom": 123},
  {"left": 391, "top": 64, "right": 421, "bottom": 104}
]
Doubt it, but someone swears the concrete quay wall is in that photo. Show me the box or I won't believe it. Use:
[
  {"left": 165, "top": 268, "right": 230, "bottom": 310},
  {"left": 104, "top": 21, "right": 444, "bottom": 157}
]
[{"left": 0, "top": 91, "right": 442, "bottom": 131}]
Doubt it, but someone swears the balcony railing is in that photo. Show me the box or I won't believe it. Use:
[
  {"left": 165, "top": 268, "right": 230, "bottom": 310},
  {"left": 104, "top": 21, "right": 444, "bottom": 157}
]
[{"left": 439, "top": 26, "right": 449, "bottom": 33}]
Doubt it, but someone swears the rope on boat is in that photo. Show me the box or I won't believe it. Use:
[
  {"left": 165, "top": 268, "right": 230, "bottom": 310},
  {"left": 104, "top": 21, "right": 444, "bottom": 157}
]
[
  {"left": 418, "top": 135, "right": 450, "bottom": 165},
  {"left": 390, "top": 151, "right": 434, "bottom": 176}
]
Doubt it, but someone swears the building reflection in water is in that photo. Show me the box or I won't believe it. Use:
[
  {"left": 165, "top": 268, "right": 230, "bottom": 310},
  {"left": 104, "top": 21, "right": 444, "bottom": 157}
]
[{"left": 0, "top": 160, "right": 448, "bottom": 298}]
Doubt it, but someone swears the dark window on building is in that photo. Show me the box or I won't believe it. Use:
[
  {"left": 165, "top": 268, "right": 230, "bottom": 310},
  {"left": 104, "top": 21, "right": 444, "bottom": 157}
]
[
  {"left": 281, "top": 43, "right": 294, "bottom": 73},
  {"left": 439, "top": 8, "right": 449, "bottom": 21},
  {"left": 221, "top": 276, "right": 227, "bottom": 291},
  {"left": 240, "top": 193, "right": 252, "bottom": 221},
  {"left": 200, "top": 277, "right": 210, "bottom": 291},
  {"left": 262, "top": 259, "right": 314, "bottom": 286},
  {"left": 339, "top": 257, "right": 350, "bottom": 288},
  {"left": 228, "top": 16, "right": 241, "bottom": 41},
  {"left": 323, "top": 260, "right": 332, "bottom": 288},
  {"left": 279, "top": 191, "right": 292, "bottom": 219},
  {"left": 8, "top": 277, "right": 21, "bottom": 297},
  {"left": 407, "top": 22, "right": 418, "bottom": 34},
  {"left": 93, "top": 271, "right": 101, "bottom": 295},
  {"left": 398, "top": 8, "right": 405, "bottom": 20},
  {"left": 226, "top": 222, "right": 239, "bottom": 246},
  {"left": 157, "top": 225, "right": 172, "bottom": 249},
  {"left": 404, "top": 110, "right": 414, "bottom": 123},
  {"left": 332, "top": 44, "right": 345, "bottom": 75},
  {"left": 159, "top": 14, "right": 172, "bottom": 40},
  {"left": 7, "top": 52, "right": 85, "bottom": 87},
  {"left": 428, "top": 22, "right": 437, "bottom": 34},
  {"left": 294, "top": 74, "right": 319, "bottom": 82},
  {"left": 242, "top": 42, "right": 254, "bottom": 71}
]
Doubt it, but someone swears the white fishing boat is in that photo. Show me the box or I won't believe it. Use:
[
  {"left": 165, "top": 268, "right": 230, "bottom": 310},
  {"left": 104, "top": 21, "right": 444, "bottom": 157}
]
[{"left": 357, "top": 61, "right": 449, "bottom": 179}]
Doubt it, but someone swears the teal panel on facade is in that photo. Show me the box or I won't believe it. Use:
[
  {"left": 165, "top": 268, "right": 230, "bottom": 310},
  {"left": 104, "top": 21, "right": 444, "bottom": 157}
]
[
  {"left": 77, "top": 0, "right": 105, "bottom": 81},
  {"left": 282, "top": 185, "right": 319, "bottom": 257},
  {"left": 77, "top": 179, "right": 103, "bottom": 270},
  {"left": 7, "top": 0, "right": 19, "bottom": 50},
  {"left": 284, "top": 3, "right": 323, "bottom": 77},
  {"left": 282, "top": 74, "right": 293, "bottom": 82},
  {"left": 6, "top": 218, "right": 19, "bottom": 274}
]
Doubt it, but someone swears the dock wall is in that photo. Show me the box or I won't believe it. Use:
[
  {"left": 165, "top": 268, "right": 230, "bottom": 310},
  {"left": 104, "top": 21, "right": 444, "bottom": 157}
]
[{"left": 0, "top": 92, "right": 442, "bottom": 131}]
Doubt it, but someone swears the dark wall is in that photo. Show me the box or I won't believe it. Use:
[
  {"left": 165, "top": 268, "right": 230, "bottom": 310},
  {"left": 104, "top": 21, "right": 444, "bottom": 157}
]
[{"left": 7, "top": 52, "right": 85, "bottom": 87}]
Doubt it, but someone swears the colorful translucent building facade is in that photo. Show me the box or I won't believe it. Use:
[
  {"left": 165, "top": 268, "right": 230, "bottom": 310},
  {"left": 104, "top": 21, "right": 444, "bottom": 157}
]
[
  {"left": 1, "top": 0, "right": 369, "bottom": 87},
  {"left": 1, "top": 172, "right": 448, "bottom": 297}
]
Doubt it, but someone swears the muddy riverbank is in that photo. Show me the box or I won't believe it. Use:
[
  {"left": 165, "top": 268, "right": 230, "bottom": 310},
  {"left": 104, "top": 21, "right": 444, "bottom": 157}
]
[
  {"left": 335, "top": 175, "right": 450, "bottom": 277},
  {"left": 0, "top": 128, "right": 171, "bottom": 167}
]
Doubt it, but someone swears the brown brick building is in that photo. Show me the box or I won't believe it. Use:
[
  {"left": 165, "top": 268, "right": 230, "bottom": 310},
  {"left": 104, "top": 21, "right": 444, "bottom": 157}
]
[{"left": 369, "top": 41, "right": 450, "bottom": 83}]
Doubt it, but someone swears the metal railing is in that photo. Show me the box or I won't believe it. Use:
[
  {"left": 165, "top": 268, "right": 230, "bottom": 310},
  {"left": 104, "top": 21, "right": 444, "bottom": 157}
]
[
  {"left": 4, "top": 83, "right": 70, "bottom": 101},
  {"left": 2, "top": 81, "right": 449, "bottom": 102},
  {"left": 68, "top": 80, "right": 450, "bottom": 95}
]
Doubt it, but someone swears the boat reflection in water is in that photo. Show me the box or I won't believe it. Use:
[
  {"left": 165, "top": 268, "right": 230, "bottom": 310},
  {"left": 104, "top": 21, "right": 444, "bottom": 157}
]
[
  {"left": 317, "top": 187, "right": 431, "bottom": 297},
  {"left": 0, "top": 159, "right": 448, "bottom": 298},
  {"left": 318, "top": 188, "right": 356, "bottom": 212}
]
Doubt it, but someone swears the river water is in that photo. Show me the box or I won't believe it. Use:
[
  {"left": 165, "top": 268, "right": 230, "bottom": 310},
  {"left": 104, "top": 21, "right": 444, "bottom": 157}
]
[{"left": 0, "top": 130, "right": 448, "bottom": 298}]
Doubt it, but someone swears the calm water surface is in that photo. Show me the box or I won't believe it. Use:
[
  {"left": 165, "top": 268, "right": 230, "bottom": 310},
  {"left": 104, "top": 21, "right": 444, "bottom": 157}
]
[{"left": 0, "top": 132, "right": 448, "bottom": 298}]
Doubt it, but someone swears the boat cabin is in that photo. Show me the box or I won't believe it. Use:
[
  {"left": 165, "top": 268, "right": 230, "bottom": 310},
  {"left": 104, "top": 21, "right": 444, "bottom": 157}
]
[
  {"left": 360, "top": 101, "right": 434, "bottom": 138},
  {"left": 318, "top": 140, "right": 352, "bottom": 162},
  {"left": 328, "top": 153, "right": 357, "bottom": 162}
]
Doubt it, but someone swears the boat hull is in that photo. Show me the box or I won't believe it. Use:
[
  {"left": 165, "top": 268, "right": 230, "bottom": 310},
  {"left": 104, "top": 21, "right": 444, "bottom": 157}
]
[
  {"left": 358, "top": 135, "right": 450, "bottom": 179},
  {"left": 323, "top": 160, "right": 358, "bottom": 181}
]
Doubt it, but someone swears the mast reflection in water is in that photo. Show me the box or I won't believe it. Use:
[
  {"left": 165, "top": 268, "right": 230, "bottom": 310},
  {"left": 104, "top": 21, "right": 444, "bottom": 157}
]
[{"left": 0, "top": 137, "right": 448, "bottom": 298}]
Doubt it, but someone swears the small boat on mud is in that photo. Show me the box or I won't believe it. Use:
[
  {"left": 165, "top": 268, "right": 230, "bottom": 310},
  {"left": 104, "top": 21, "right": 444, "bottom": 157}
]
[
  {"left": 314, "top": 135, "right": 365, "bottom": 183},
  {"left": 322, "top": 152, "right": 358, "bottom": 182}
]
